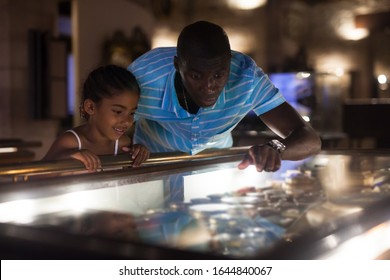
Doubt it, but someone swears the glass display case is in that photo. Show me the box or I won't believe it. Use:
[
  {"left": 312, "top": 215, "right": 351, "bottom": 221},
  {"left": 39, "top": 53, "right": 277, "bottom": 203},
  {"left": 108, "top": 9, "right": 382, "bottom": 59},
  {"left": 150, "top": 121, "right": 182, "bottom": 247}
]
[{"left": 0, "top": 148, "right": 390, "bottom": 260}]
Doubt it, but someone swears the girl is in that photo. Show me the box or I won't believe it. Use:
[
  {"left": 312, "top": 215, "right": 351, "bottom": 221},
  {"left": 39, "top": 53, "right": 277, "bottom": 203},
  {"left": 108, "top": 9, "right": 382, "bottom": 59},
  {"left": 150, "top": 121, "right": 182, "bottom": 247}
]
[{"left": 42, "top": 64, "right": 149, "bottom": 171}]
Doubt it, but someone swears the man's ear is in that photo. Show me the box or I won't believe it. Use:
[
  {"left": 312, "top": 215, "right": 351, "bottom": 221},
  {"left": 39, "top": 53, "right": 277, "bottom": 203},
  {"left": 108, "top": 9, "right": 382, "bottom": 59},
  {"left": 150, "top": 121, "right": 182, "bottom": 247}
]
[{"left": 83, "top": 99, "right": 96, "bottom": 115}]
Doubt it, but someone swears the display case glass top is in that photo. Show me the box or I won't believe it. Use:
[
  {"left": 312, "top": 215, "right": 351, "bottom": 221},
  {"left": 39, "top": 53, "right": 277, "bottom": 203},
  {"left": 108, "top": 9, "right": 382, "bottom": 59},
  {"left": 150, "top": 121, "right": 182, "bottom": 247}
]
[{"left": 0, "top": 149, "right": 390, "bottom": 259}]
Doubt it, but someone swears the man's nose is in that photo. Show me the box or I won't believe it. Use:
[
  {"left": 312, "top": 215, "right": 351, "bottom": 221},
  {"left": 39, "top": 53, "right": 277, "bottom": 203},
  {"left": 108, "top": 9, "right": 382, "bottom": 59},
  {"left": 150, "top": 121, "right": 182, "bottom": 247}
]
[{"left": 202, "top": 77, "right": 216, "bottom": 92}]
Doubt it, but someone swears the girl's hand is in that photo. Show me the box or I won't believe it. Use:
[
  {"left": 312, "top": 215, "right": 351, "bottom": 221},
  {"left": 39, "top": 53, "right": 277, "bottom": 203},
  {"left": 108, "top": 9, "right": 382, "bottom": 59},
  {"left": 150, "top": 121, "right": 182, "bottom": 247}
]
[
  {"left": 122, "top": 144, "right": 150, "bottom": 167},
  {"left": 70, "top": 149, "right": 102, "bottom": 172}
]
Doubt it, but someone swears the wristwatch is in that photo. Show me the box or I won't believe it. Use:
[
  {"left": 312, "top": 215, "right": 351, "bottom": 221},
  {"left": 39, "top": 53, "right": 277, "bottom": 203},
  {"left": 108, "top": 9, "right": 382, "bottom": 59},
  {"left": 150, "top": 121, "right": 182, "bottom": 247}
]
[{"left": 266, "top": 139, "right": 286, "bottom": 154}]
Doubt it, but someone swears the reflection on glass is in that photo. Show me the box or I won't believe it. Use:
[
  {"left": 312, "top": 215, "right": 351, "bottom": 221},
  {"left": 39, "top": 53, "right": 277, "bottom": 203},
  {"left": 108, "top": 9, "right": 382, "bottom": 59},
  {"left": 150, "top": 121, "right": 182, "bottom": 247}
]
[{"left": 320, "top": 221, "right": 390, "bottom": 260}]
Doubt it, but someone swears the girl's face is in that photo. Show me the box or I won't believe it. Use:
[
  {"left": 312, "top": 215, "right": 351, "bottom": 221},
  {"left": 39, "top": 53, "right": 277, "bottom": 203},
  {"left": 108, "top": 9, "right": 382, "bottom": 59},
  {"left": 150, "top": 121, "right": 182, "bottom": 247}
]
[{"left": 85, "top": 90, "right": 139, "bottom": 140}]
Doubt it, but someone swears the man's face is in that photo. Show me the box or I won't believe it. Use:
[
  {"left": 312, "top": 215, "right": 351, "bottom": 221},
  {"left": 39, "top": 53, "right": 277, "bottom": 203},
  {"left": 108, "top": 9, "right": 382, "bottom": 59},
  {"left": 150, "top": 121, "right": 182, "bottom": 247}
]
[{"left": 175, "top": 54, "right": 231, "bottom": 108}]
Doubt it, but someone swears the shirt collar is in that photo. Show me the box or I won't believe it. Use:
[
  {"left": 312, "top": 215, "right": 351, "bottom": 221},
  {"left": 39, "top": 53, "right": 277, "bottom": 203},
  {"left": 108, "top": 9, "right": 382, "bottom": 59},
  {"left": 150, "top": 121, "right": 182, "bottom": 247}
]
[
  {"left": 161, "top": 68, "right": 180, "bottom": 114},
  {"left": 209, "top": 88, "right": 226, "bottom": 110}
]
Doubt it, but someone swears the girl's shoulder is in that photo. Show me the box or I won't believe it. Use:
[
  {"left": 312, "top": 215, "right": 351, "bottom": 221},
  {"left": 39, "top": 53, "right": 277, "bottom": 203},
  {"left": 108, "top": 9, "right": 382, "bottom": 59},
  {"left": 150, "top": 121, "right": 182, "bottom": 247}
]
[
  {"left": 42, "top": 127, "right": 82, "bottom": 160},
  {"left": 56, "top": 128, "right": 83, "bottom": 149}
]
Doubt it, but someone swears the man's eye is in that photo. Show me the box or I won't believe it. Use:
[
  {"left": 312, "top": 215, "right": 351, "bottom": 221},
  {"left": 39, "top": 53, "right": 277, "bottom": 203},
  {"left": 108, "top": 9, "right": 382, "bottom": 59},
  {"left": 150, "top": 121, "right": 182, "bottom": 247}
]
[
  {"left": 113, "top": 110, "right": 122, "bottom": 114},
  {"left": 214, "top": 73, "right": 225, "bottom": 79},
  {"left": 191, "top": 73, "right": 201, "bottom": 80}
]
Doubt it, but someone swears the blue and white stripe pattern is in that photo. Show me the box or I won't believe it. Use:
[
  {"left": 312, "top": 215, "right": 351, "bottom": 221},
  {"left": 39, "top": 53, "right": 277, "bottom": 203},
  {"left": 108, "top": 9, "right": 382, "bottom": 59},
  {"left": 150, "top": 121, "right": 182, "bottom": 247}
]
[{"left": 128, "top": 47, "right": 286, "bottom": 155}]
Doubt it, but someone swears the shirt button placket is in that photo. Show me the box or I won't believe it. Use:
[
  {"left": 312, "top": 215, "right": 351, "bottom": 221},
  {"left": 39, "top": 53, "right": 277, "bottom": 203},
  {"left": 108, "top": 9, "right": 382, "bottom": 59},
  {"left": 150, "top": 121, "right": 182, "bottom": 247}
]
[{"left": 191, "top": 115, "right": 200, "bottom": 149}]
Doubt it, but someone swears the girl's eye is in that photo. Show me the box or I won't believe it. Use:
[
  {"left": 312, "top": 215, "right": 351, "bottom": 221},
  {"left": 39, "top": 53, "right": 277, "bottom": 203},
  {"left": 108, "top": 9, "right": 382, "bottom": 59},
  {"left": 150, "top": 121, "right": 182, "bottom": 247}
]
[{"left": 113, "top": 110, "right": 122, "bottom": 114}]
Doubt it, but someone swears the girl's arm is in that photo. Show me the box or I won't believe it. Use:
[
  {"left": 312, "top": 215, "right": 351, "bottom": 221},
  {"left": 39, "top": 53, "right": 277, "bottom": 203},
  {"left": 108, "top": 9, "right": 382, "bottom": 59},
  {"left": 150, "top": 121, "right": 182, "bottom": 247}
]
[{"left": 42, "top": 132, "right": 101, "bottom": 171}]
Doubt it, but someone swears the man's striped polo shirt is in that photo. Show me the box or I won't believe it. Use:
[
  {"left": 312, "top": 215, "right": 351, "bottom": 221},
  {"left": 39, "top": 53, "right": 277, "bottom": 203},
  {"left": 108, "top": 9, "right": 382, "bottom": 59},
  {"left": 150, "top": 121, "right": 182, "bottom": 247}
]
[{"left": 128, "top": 47, "right": 285, "bottom": 155}]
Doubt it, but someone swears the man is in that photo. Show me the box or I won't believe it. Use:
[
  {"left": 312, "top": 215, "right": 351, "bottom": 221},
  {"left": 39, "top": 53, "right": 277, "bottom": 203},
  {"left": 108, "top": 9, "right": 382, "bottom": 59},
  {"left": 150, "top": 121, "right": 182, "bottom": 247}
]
[{"left": 128, "top": 21, "right": 321, "bottom": 172}]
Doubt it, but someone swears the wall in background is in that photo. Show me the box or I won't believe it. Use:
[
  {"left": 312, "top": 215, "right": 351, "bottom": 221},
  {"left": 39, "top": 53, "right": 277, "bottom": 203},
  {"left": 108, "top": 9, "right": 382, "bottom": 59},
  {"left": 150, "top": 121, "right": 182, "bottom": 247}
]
[
  {"left": 1, "top": 0, "right": 390, "bottom": 160},
  {"left": 0, "top": 0, "right": 60, "bottom": 160},
  {"left": 71, "top": 0, "right": 155, "bottom": 125}
]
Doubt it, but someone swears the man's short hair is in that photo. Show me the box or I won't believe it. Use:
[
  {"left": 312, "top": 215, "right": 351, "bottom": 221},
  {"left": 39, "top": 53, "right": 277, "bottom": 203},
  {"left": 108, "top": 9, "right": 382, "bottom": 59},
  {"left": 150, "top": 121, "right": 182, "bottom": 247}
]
[{"left": 177, "top": 21, "right": 231, "bottom": 59}]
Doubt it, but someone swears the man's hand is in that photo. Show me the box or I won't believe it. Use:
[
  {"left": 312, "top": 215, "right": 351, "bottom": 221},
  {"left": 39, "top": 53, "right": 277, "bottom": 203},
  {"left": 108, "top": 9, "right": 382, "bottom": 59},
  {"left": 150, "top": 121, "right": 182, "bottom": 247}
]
[{"left": 238, "top": 144, "right": 282, "bottom": 172}]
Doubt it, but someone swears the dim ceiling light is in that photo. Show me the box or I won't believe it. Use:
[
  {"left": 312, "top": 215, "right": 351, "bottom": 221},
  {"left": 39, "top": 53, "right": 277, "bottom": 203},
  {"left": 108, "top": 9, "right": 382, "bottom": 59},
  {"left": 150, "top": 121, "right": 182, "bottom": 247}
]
[
  {"left": 227, "top": 0, "right": 267, "bottom": 10},
  {"left": 333, "top": 10, "right": 369, "bottom": 41},
  {"left": 345, "top": 27, "right": 369, "bottom": 41},
  {"left": 378, "top": 74, "right": 387, "bottom": 84},
  {"left": 336, "top": 20, "right": 369, "bottom": 40}
]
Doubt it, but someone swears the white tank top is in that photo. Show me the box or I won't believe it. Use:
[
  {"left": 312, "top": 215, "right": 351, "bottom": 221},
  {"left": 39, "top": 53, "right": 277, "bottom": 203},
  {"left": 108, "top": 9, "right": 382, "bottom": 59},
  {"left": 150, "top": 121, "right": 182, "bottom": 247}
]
[{"left": 66, "top": 129, "right": 119, "bottom": 156}]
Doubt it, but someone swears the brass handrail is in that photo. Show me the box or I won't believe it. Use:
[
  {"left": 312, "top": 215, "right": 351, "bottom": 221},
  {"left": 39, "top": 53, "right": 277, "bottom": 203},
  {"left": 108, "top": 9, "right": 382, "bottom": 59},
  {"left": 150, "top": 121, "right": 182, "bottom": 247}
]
[{"left": 0, "top": 147, "right": 250, "bottom": 182}]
